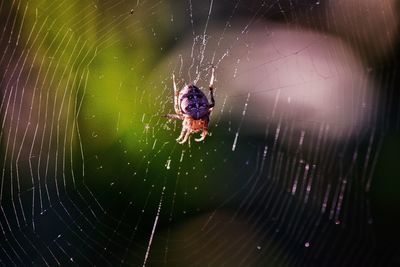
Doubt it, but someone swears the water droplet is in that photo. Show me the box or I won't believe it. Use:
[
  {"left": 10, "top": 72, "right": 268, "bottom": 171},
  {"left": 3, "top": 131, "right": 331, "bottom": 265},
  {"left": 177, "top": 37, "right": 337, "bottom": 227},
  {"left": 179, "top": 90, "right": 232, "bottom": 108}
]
[{"left": 165, "top": 159, "right": 171, "bottom": 169}]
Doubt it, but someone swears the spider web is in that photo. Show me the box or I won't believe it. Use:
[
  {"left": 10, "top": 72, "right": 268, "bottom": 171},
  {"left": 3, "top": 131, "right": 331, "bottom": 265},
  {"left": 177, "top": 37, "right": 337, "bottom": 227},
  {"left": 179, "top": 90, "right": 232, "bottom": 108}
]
[{"left": 1, "top": 0, "right": 400, "bottom": 266}]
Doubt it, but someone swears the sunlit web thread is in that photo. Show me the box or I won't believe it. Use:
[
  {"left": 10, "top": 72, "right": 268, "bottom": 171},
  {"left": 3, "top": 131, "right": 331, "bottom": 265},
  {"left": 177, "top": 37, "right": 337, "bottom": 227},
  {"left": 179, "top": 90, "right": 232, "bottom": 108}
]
[
  {"left": 0, "top": 1, "right": 141, "bottom": 264},
  {"left": 19, "top": 17, "right": 62, "bottom": 231},
  {"left": 40, "top": 28, "right": 75, "bottom": 210},
  {"left": 119, "top": 140, "right": 179, "bottom": 265},
  {"left": 232, "top": 92, "right": 250, "bottom": 151},
  {"left": 234, "top": 121, "right": 377, "bottom": 231},
  {"left": 230, "top": 148, "right": 264, "bottom": 221},
  {"left": 187, "top": 0, "right": 196, "bottom": 81},
  {"left": 211, "top": 0, "right": 275, "bottom": 69},
  {"left": 213, "top": 94, "right": 227, "bottom": 128},
  {"left": 12, "top": 18, "right": 45, "bottom": 228},
  {"left": 142, "top": 186, "right": 166, "bottom": 267},
  {"left": 56, "top": 38, "right": 90, "bottom": 196},
  {"left": 162, "top": 149, "right": 186, "bottom": 263},
  {"left": 210, "top": 0, "right": 241, "bottom": 66},
  {"left": 119, "top": 182, "right": 157, "bottom": 265},
  {"left": 39, "top": 0, "right": 122, "bottom": 216},
  {"left": 1, "top": 2, "right": 46, "bottom": 234},
  {"left": 4, "top": 1, "right": 58, "bottom": 265},
  {"left": 194, "top": 0, "right": 213, "bottom": 84}
]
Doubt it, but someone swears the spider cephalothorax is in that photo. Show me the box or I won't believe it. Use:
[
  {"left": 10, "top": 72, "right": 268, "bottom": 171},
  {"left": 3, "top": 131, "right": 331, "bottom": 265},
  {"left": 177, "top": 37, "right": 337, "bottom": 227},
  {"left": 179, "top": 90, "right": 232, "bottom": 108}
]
[{"left": 164, "top": 68, "right": 215, "bottom": 144}]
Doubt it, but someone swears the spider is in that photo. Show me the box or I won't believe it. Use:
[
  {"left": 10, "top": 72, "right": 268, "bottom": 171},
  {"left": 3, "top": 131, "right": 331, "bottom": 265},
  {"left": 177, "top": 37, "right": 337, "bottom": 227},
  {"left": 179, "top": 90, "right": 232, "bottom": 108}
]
[{"left": 164, "top": 68, "right": 215, "bottom": 144}]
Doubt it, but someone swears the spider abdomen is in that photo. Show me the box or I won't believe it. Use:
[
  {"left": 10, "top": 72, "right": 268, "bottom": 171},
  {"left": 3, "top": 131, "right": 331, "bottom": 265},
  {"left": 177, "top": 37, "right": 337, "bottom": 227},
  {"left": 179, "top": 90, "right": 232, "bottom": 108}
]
[{"left": 179, "top": 85, "right": 210, "bottom": 120}]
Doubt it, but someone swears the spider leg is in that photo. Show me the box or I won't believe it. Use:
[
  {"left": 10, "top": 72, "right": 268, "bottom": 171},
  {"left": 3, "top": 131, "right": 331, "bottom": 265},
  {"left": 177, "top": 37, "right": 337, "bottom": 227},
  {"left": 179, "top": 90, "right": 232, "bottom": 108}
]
[
  {"left": 195, "top": 119, "right": 209, "bottom": 142},
  {"left": 163, "top": 114, "right": 184, "bottom": 120},
  {"left": 208, "top": 67, "right": 215, "bottom": 109},
  {"left": 178, "top": 129, "right": 191, "bottom": 144},
  {"left": 176, "top": 118, "right": 190, "bottom": 142},
  {"left": 176, "top": 128, "right": 187, "bottom": 142},
  {"left": 172, "top": 73, "right": 182, "bottom": 115},
  {"left": 195, "top": 129, "right": 207, "bottom": 142},
  {"left": 209, "top": 66, "right": 215, "bottom": 88}
]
